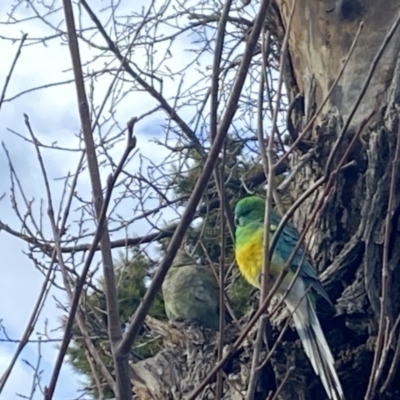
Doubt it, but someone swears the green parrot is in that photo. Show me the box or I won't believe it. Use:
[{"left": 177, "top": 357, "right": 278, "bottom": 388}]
[
  {"left": 234, "top": 196, "right": 343, "bottom": 400},
  {"left": 162, "top": 249, "right": 221, "bottom": 330}
]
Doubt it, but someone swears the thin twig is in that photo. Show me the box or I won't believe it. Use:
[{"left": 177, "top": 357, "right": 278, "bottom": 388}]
[
  {"left": 28, "top": 338, "right": 42, "bottom": 400},
  {"left": 247, "top": 26, "right": 272, "bottom": 400},
  {"left": 247, "top": 1, "right": 296, "bottom": 397},
  {"left": 216, "top": 146, "right": 228, "bottom": 399},
  {"left": 208, "top": 2, "right": 234, "bottom": 396},
  {"left": 210, "top": 0, "right": 236, "bottom": 270},
  {"left": 246, "top": 316, "right": 267, "bottom": 400},
  {"left": 199, "top": 241, "right": 239, "bottom": 325},
  {"left": 380, "top": 311, "right": 400, "bottom": 393},
  {"left": 269, "top": 366, "right": 294, "bottom": 400},
  {"left": 86, "top": 350, "right": 105, "bottom": 400},
  {"left": 0, "top": 33, "right": 28, "bottom": 113}
]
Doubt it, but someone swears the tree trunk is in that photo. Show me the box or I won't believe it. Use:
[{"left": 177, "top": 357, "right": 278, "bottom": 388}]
[{"left": 275, "top": 0, "right": 400, "bottom": 398}]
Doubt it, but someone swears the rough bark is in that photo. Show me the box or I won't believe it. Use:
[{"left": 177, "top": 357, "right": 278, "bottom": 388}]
[
  {"left": 275, "top": 0, "right": 400, "bottom": 398},
  {"left": 130, "top": 316, "right": 275, "bottom": 400}
]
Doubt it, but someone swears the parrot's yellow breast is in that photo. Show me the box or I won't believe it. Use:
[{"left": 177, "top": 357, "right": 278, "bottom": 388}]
[
  {"left": 235, "top": 229, "right": 264, "bottom": 288},
  {"left": 235, "top": 226, "right": 283, "bottom": 289}
]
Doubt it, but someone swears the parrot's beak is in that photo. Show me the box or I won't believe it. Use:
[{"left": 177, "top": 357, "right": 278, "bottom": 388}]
[{"left": 234, "top": 215, "right": 239, "bottom": 226}]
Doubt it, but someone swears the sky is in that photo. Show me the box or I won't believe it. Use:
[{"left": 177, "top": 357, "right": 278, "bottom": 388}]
[{"left": 0, "top": 0, "right": 261, "bottom": 398}]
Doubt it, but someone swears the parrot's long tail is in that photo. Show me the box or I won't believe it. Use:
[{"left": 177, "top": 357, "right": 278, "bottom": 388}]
[{"left": 290, "top": 296, "right": 344, "bottom": 400}]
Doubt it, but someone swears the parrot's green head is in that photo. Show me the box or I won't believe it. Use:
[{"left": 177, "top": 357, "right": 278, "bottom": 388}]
[{"left": 234, "top": 196, "right": 265, "bottom": 227}]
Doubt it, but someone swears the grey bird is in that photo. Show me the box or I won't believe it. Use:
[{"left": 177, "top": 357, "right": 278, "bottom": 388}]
[{"left": 162, "top": 249, "right": 221, "bottom": 330}]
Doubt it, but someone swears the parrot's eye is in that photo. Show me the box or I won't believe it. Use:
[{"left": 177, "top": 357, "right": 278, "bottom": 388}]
[{"left": 240, "top": 208, "right": 250, "bottom": 217}]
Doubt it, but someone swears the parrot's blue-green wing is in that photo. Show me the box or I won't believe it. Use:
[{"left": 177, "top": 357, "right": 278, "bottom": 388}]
[{"left": 269, "top": 210, "right": 332, "bottom": 305}]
